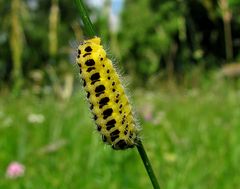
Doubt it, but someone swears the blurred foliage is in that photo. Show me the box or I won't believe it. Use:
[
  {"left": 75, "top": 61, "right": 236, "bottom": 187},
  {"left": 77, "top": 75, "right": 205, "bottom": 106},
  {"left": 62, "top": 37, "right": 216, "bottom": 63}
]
[
  {"left": 0, "top": 0, "right": 240, "bottom": 91},
  {"left": 0, "top": 0, "right": 77, "bottom": 88},
  {"left": 0, "top": 80, "right": 240, "bottom": 188},
  {"left": 118, "top": 0, "right": 240, "bottom": 84},
  {"left": 117, "top": 0, "right": 186, "bottom": 85}
]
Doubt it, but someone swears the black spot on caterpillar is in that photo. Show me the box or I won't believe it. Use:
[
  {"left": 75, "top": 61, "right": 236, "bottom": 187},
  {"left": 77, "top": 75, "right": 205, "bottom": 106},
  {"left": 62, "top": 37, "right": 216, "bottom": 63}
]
[
  {"left": 97, "top": 125, "right": 102, "bottom": 131},
  {"left": 76, "top": 37, "right": 138, "bottom": 150},
  {"left": 85, "top": 59, "right": 95, "bottom": 66},
  {"left": 110, "top": 129, "right": 120, "bottom": 142},
  {"left": 90, "top": 73, "right": 100, "bottom": 85},
  {"left": 103, "top": 108, "right": 113, "bottom": 119},
  {"left": 82, "top": 79, "right": 86, "bottom": 87},
  {"left": 85, "top": 46, "right": 92, "bottom": 52},
  {"left": 91, "top": 73, "right": 100, "bottom": 81},
  {"left": 83, "top": 53, "right": 91, "bottom": 57},
  {"left": 95, "top": 85, "right": 105, "bottom": 93},
  {"left": 99, "top": 97, "right": 110, "bottom": 108},
  {"left": 106, "top": 119, "right": 116, "bottom": 130},
  {"left": 87, "top": 92, "right": 90, "bottom": 98},
  {"left": 87, "top": 67, "right": 95, "bottom": 72}
]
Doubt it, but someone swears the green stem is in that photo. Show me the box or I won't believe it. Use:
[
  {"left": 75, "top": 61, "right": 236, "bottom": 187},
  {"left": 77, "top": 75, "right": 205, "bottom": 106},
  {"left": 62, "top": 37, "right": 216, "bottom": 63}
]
[
  {"left": 74, "top": 0, "right": 161, "bottom": 188},
  {"left": 137, "top": 140, "right": 161, "bottom": 189},
  {"left": 75, "top": 0, "right": 96, "bottom": 37}
]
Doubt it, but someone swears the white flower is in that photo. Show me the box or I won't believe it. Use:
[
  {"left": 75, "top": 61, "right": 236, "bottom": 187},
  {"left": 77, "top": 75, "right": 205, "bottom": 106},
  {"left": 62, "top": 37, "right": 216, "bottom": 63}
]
[
  {"left": 27, "top": 113, "right": 45, "bottom": 124},
  {"left": 2, "top": 117, "right": 13, "bottom": 128},
  {"left": 163, "top": 152, "right": 177, "bottom": 163}
]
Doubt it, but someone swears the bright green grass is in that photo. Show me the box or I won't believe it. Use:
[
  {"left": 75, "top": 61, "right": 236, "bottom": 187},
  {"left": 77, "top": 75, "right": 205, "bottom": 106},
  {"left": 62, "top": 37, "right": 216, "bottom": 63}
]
[{"left": 0, "top": 82, "right": 240, "bottom": 189}]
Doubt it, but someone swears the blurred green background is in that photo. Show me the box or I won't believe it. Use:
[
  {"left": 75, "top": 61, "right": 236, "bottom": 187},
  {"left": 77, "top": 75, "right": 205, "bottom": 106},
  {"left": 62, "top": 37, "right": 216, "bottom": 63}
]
[{"left": 0, "top": 0, "right": 240, "bottom": 188}]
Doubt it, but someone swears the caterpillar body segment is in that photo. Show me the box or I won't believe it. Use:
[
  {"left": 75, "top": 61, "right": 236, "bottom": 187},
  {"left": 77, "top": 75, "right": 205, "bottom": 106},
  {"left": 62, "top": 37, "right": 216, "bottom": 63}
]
[{"left": 76, "top": 37, "right": 138, "bottom": 150}]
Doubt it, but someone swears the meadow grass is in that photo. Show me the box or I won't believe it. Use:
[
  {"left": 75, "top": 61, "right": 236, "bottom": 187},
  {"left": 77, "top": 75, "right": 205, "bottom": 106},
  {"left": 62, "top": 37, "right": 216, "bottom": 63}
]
[{"left": 0, "top": 81, "right": 240, "bottom": 189}]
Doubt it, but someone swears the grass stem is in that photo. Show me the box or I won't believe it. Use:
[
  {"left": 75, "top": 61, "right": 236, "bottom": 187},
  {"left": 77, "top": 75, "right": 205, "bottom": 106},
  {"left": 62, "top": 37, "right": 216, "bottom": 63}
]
[
  {"left": 137, "top": 140, "right": 160, "bottom": 189},
  {"left": 75, "top": 0, "right": 96, "bottom": 37}
]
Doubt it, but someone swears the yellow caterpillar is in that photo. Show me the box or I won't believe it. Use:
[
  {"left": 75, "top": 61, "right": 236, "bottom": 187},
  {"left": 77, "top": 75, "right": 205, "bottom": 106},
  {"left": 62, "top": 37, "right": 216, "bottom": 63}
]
[{"left": 76, "top": 37, "right": 138, "bottom": 150}]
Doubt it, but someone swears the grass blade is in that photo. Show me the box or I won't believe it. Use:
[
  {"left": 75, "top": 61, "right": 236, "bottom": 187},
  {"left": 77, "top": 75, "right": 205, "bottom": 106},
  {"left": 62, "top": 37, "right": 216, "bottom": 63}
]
[{"left": 75, "top": 0, "right": 96, "bottom": 37}]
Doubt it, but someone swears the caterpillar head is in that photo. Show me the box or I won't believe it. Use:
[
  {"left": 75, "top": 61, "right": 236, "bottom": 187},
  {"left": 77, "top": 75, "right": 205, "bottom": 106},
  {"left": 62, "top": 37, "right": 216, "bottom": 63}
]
[{"left": 77, "top": 37, "right": 106, "bottom": 63}]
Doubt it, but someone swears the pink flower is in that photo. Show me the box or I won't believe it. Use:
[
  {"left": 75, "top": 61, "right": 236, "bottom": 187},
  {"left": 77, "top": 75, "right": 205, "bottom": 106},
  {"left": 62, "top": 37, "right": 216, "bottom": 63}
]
[
  {"left": 141, "top": 105, "right": 153, "bottom": 121},
  {"left": 143, "top": 111, "right": 153, "bottom": 121},
  {"left": 6, "top": 162, "right": 25, "bottom": 179}
]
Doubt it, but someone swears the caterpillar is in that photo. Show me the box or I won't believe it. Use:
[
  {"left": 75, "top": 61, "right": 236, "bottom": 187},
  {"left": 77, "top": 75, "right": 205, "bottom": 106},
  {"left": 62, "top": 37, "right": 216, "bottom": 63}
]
[{"left": 76, "top": 37, "right": 138, "bottom": 150}]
